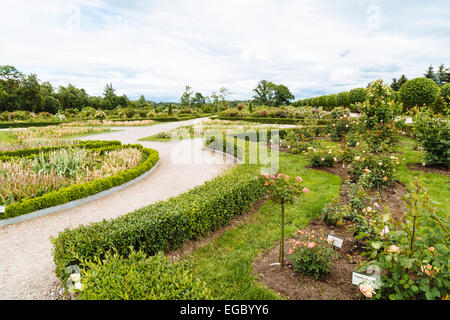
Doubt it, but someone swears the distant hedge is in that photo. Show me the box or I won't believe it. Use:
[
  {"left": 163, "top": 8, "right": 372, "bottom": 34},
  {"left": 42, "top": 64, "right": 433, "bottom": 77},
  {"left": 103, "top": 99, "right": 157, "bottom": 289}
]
[
  {"left": 1, "top": 141, "right": 159, "bottom": 219},
  {"left": 399, "top": 77, "right": 440, "bottom": 110},
  {"left": 0, "top": 121, "right": 65, "bottom": 128},
  {"left": 52, "top": 163, "right": 264, "bottom": 281}
]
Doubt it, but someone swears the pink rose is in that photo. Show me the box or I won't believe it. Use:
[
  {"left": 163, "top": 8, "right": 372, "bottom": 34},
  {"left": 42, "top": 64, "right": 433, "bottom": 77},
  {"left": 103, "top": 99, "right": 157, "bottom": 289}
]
[
  {"left": 303, "top": 187, "right": 309, "bottom": 194},
  {"left": 263, "top": 173, "right": 270, "bottom": 178},
  {"left": 307, "top": 242, "right": 316, "bottom": 248},
  {"left": 296, "top": 176, "right": 303, "bottom": 182}
]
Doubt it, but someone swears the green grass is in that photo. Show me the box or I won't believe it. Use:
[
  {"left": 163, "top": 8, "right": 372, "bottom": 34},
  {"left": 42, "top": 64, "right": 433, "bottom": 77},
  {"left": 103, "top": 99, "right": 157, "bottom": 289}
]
[
  {"left": 395, "top": 137, "right": 449, "bottom": 217},
  {"left": 181, "top": 136, "right": 448, "bottom": 300},
  {"left": 183, "top": 151, "right": 341, "bottom": 299},
  {"left": 0, "top": 131, "right": 18, "bottom": 143}
]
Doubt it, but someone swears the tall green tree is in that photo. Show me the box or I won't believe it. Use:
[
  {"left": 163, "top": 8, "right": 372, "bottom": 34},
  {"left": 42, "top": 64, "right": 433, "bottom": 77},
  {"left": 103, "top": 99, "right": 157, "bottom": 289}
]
[
  {"left": 424, "top": 65, "right": 438, "bottom": 84},
  {"left": 180, "top": 85, "right": 193, "bottom": 108},
  {"left": 253, "top": 80, "right": 294, "bottom": 106}
]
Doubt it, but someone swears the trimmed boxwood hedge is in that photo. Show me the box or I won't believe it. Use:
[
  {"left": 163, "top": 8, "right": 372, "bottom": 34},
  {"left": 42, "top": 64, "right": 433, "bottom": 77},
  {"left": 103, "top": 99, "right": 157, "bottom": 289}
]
[
  {"left": 217, "top": 116, "right": 332, "bottom": 126},
  {"left": 0, "top": 121, "right": 65, "bottom": 128},
  {"left": 399, "top": 77, "right": 440, "bottom": 110},
  {"left": 1, "top": 141, "right": 159, "bottom": 219},
  {"left": 52, "top": 162, "right": 265, "bottom": 281},
  {"left": 78, "top": 251, "right": 212, "bottom": 300}
]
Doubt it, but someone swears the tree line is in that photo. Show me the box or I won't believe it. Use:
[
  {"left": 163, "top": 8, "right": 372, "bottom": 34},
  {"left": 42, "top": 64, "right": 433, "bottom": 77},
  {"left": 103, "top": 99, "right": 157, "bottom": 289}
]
[{"left": 0, "top": 65, "right": 153, "bottom": 114}]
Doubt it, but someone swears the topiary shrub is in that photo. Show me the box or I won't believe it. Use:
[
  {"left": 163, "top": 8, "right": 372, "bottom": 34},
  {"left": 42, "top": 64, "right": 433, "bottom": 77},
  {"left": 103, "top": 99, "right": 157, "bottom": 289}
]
[
  {"left": 52, "top": 164, "right": 264, "bottom": 281},
  {"left": 337, "top": 92, "right": 350, "bottom": 107},
  {"left": 399, "top": 77, "right": 440, "bottom": 111},
  {"left": 349, "top": 88, "right": 367, "bottom": 104},
  {"left": 326, "top": 94, "right": 337, "bottom": 110},
  {"left": 78, "top": 251, "right": 211, "bottom": 300}
]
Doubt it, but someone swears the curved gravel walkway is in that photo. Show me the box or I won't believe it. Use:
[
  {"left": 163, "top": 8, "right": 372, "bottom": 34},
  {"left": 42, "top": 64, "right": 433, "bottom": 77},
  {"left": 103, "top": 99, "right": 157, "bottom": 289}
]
[{"left": 0, "top": 118, "right": 236, "bottom": 300}]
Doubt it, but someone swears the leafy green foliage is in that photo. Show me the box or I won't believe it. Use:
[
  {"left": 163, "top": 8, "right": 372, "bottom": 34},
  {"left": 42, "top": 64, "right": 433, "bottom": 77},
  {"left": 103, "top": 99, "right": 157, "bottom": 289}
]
[
  {"left": 412, "top": 108, "right": 449, "bottom": 166},
  {"left": 399, "top": 77, "right": 440, "bottom": 111},
  {"left": 289, "top": 229, "right": 337, "bottom": 279},
  {"left": 78, "top": 251, "right": 211, "bottom": 300},
  {"left": 52, "top": 164, "right": 265, "bottom": 281},
  {"left": 357, "top": 180, "right": 450, "bottom": 300}
]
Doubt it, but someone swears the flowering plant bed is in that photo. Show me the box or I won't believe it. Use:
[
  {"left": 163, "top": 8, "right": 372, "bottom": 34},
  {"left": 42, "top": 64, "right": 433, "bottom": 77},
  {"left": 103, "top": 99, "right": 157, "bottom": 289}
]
[
  {"left": 253, "top": 219, "right": 364, "bottom": 300},
  {"left": 0, "top": 141, "right": 159, "bottom": 219}
]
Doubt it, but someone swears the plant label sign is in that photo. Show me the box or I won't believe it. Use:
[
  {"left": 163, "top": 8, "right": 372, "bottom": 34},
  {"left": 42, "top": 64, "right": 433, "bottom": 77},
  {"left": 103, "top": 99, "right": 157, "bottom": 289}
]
[
  {"left": 0, "top": 206, "right": 5, "bottom": 214},
  {"left": 327, "top": 235, "right": 343, "bottom": 248},
  {"left": 352, "top": 272, "right": 380, "bottom": 289}
]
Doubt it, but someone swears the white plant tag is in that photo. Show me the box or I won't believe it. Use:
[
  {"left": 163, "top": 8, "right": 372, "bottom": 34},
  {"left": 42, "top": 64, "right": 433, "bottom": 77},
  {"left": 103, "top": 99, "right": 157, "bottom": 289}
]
[
  {"left": 352, "top": 272, "right": 380, "bottom": 289},
  {"left": 0, "top": 206, "right": 5, "bottom": 214},
  {"left": 327, "top": 234, "right": 343, "bottom": 248}
]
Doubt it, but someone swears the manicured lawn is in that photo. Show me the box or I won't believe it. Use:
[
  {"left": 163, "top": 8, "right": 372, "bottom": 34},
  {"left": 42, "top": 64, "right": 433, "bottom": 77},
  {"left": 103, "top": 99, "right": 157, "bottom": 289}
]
[
  {"left": 395, "top": 137, "right": 449, "bottom": 218},
  {"left": 0, "top": 131, "right": 17, "bottom": 143},
  {"left": 182, "top": 136, "right": 448, "bottom": 300},
  {"left": 184, "top": 150, "right": 341, "bottom": 299}
]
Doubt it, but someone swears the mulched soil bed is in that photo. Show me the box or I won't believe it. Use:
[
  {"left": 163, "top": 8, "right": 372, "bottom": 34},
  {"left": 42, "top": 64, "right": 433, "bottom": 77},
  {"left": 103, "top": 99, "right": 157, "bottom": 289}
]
[
  {"left": 253, "top": 219, "right": 364, "bottom": 300},
  {"left": 252, "top": 163, "right": 410, "bottom": 300},
  {"left": 407, "top": 163, "right": 449, "bottom": 176}
]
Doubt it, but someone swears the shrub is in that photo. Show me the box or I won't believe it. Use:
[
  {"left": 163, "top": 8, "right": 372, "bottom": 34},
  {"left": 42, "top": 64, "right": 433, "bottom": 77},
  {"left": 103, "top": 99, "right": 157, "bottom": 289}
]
[
  {"left": 78, "top": 251, "right": 211, "bottom": 300},
  {"left": 289, "top": 229, "right": 337, "bottom": 279},
  {"left": 326, "top": 107, "right": 353, "bottom": 140},
  {"left": 412, "top": 108, "right": 450, "bottom": 166},
  {"left": 326, "top": 94, "right": 337, "bottom": 110},
  {"left": 399, "top": 77, "right": 440, "bottom": 111},
  {"left": 94, "top": 110, "right": 106, "bottom": 120},
  {"left": 349, "top": 88, "right": 367, "bottom": 104},
  {"left": 337, "top": 92, "right": 350, "bottom": 106},
  {"left": 321, "top": 199, "right": 353, "bottom": 227},
  {"left": 348, "top": 152, "right": 400, "bottom": 188},
  {"left": 52, "top": 164, "right": 264, "bottom": 280},
  {"left": 440, "top": 83, "right": 450, "bottom": 104},
  {"left": 304, "top": 145, "right": 342, "bottom": 167},
  {"left": 356, "top": 180, "right": 450, "bottom": 300}
]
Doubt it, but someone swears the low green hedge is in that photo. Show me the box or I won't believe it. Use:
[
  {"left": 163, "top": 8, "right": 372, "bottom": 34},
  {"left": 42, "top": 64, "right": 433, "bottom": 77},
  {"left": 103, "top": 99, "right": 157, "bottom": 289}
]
[
  {"left": 78, "top": 251, "right": 211, "bottom": 300},
  {"left": 0, "top": 121, "right": 65, "bottom": 128},
  {"left": 1, "top": 142, "right": 159, "bottom": 219},
  {"left": 52, "top": 163, "right": 264, "bottom": 281},
  {"left": 217, "top": 116, "right": 333, "bottom": 125},
  {"left": 0, "top": 140, "right": 121, "bottom": 160}
]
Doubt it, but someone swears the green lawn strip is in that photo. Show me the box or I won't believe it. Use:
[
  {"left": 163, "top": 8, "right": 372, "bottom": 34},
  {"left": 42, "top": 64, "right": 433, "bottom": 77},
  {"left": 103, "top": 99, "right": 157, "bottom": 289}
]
[
  {"left": 395, "top": 137, "right": 449, "bottom": 217},
  {"left": 0, "top": 131, "right": 18, "bottom": 143},
  {"left": 183, "top": 151, "right": 341, "bottom": 300}
]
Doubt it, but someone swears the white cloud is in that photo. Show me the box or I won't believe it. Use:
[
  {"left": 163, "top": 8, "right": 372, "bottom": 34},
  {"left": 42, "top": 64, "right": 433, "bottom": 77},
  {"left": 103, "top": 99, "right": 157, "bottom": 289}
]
[{"left": 0, "top": 0, "right": 449, "bottom": 101}]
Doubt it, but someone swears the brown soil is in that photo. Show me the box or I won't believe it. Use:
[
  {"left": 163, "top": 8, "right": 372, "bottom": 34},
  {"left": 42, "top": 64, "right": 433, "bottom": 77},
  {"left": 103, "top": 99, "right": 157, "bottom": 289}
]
[
  {"left": 311, "top": 164, "right": 408, "bottom": 216},
  {"left": 407, "top": 163, "right": 449, "bottom": 176},
  {"left": 167, "top": 198, "right": 267, "bottom": 262},
  {"left": 252, "top": 163, "right": 410, "bottom": 300},
  {"left": 253, "top": 219, "right": 363, "bottom": 300}
]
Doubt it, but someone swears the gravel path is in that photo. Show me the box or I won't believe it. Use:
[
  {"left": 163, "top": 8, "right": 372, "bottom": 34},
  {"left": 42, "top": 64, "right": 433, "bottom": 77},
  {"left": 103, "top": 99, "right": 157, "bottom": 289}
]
[{"left": 0, "top": 117, "right": 236, "bottom": 300}]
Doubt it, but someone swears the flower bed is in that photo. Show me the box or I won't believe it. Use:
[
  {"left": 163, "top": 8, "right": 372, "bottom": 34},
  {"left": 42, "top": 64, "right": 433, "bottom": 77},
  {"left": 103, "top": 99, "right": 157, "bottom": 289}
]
[{"left": 0, "top": 141, "right": 159, "bottom": 219}]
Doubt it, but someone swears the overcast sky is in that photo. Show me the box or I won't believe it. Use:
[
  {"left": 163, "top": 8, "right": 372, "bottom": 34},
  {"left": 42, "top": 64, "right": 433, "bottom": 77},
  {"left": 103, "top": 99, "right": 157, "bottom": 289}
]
[{"left": 1, "top": 0, "right": 449, "bottom": 101}]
